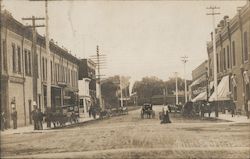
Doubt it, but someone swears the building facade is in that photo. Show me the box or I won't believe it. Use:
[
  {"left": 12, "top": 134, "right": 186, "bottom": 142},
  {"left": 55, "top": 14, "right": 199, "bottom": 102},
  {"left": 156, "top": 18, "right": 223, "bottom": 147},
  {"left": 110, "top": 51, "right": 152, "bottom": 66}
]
[
  {"left": 78, "top": 59, "right": 96, "bottom": 116},
  {"left": 207, "top": 2, "right": 250, "bottom": 113},
  {"left": 190, "top": 60, "right": 208, "bottom": 100},
  {"left": 1, "top": 11, "right": 79, "bottom": 128}
]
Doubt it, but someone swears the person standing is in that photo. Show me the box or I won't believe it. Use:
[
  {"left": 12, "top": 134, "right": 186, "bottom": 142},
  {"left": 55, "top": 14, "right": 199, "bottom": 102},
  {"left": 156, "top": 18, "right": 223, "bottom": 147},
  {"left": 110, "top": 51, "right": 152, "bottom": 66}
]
[
  {"left": 231, "top": 102, "right": 236, "bottom": 117},
  {"left": 32, "top": 103, "right": 38, "bottom": 130},
  {"left": 38, "top": 108, "right": 44, "bottom": 130},
  {"left": 1, "top": 111, "right": 6, "bottom": 131},
  {"left": 11, "top": 108, "right": 17, "bottom": 129},
  {"left": 45, "top": 107, "right": 51, "bottom": 128}
]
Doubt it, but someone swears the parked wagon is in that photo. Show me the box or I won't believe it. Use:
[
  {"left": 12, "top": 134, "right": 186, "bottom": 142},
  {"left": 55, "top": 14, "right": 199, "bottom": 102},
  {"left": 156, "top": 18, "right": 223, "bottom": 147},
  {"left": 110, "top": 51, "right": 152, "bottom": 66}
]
[{"left": 141, "top": 103, "right": 155, "bottom": 119}]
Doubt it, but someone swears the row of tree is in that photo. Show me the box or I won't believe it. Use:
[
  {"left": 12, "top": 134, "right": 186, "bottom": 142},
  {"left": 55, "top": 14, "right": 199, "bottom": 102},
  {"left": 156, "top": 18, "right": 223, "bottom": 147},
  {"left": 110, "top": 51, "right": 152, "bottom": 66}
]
[
  {"left": 132, "top": 76, "right": 191, "bottom": 99},
  {"left": 101, "top": 75, "right": 191, "bottom": 107}
]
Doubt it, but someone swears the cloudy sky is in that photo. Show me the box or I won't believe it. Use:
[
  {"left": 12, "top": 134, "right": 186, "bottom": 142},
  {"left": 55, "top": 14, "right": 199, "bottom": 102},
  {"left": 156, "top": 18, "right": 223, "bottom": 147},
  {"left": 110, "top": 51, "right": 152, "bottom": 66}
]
[{"left": 2, "top": 0, "right": 247, "bottom": 83}]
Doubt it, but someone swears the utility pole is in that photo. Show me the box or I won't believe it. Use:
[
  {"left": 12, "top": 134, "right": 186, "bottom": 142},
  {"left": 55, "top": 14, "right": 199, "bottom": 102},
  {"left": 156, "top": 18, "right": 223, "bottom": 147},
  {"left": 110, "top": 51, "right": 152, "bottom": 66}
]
[
  {"left": 96, "top": 45, "right": 103, "bottom": 109},
  {"left": 22, "top": 16, "right": 45, "bottom": 105},
  {"left": 0, "top": 0, "right": 2, "bottom": 111},
  {"left": 45, "top": 0, "right": 51, "bottom": 110},
  {"left": 174, "top": 72, "right": 179, "bottom": 105},
  {"left": 207, "top": 6, "right": 220, "bottom": 117},
  {"left": 90, "top": 46, "right": 106, "bottom": 110},
  {"left": 120, "top": 75, "right": 123, "bottom": 107},
  {"left": 181, "top": 56, "right": 188, "bottom": 103}
]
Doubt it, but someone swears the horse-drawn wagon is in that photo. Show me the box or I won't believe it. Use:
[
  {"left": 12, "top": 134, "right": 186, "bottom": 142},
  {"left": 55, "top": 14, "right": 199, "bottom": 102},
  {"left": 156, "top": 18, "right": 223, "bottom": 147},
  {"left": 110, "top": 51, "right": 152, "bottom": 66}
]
[{"left": 140, "top": 103, "right": 155, "bottom": 119}]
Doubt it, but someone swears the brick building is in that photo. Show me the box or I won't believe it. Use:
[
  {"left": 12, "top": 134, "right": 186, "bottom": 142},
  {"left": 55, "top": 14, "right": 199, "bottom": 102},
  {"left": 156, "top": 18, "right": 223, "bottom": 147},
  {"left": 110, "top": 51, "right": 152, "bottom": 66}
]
[
  {"left": 207, "top": 2, "right": 250, "bottom": 114},
  {"left": 1, "top": 11, "right": 79, "bottom": 128}
]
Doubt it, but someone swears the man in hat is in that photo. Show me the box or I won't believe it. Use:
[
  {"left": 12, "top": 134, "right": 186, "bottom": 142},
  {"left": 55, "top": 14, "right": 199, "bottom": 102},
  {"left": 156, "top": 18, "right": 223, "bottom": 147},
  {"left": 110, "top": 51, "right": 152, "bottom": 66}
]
[
  {"left": 11, "top": 108, "right": 17, "bottom": 129},
  {"left": 31, "top": 102, "right": 38, "bottom": 130}
]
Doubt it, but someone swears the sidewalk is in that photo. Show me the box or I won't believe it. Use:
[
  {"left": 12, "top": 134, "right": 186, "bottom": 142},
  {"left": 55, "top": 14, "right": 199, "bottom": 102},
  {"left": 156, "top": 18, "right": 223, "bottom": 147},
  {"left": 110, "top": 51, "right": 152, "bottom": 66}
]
[
  {"left": 0, "top": 116, "right": 96, "bottom": 135},
  {"left": 207, "top": 112, "right": 250, "bottom": 123}
]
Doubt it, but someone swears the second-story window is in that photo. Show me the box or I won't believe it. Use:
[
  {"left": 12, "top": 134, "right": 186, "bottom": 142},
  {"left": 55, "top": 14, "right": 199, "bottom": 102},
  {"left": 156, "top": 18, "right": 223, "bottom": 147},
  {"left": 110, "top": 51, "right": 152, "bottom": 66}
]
[
  {"left": 227, "top": 45, "right": 230, "bottom": 69},
  {"left": 232, "top": 41, "right": 236, "bottom": 66},
  {"left": 243, "top": 31, "right": 248, "bottom": 62},
  {"left": 17, "top": 46, "right": 21, "bottom": 73},
  {"left": 216, "top": 53, "right": 219, "bottom": 73},
  {"left": 28, "top": 51, "right": 31, "bottom": 75},
  {"left": 12, "top": 44, "right": 16, "bottom": 73},
  {"left": 25, "top": 50, "right": 28, "bottom": 75},
  {"left": 223, "top": 48, "right": 226, "bottom": 71}
]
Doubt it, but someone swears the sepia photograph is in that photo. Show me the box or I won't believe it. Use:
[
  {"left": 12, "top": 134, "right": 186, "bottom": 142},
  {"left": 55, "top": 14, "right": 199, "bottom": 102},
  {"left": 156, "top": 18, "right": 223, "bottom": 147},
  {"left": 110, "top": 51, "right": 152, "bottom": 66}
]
[{"left": 0, "top": 0, "right": 250, "bottom": 158}]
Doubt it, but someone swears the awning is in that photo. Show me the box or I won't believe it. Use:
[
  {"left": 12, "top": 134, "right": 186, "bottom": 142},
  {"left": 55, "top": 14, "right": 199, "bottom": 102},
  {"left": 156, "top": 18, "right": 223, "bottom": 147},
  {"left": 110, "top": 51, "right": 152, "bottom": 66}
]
[
  {"left": 209, "top": 75, "right": 230, "bottom": 101},
  {"left": 191, "top": 91, "right": 207, "bottom": 102}
]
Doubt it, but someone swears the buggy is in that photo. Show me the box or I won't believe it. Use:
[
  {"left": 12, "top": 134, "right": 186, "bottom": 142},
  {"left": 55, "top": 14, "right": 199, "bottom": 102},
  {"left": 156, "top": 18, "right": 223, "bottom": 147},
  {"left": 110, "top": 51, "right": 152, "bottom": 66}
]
[{"left": 141, "top": 103, "right": 155, "bottom": 119}]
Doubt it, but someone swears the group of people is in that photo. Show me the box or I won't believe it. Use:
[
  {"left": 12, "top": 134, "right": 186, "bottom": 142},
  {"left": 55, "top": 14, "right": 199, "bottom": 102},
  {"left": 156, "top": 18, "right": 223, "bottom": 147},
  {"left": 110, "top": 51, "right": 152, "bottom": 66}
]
[
  {"left": 32, "top": 102, "right": 44, "bottom": 130},
  {"left": 1, "top": 108, "right": 17, "bottom": 131},
  {"left": 88, "top": 98, "right": 99, "bottom": 119}
]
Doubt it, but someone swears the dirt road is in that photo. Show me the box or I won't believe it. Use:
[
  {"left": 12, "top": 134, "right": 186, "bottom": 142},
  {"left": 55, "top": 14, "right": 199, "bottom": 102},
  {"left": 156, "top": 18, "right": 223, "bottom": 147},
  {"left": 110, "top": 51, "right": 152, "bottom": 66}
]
[{"left": 1, "top": 106, "right": 250, "bottom": 158}]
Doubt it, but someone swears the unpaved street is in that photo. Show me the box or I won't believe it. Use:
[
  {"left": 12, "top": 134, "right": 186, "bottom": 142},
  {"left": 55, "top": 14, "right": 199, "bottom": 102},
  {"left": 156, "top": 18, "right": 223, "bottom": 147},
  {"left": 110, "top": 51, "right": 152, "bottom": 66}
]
[{"left": 1, "top": 106, "right": 250, "bottom": 159}]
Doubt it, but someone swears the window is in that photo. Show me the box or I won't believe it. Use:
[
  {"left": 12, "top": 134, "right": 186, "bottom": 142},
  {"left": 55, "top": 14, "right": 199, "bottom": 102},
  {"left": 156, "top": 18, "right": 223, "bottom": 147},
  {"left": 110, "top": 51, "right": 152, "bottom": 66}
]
[
  {"left": 25, "top": 50, "right": 28, "bottom": 75},
  {"left": 232, "top": 41, "right": 236, "bottom": 66},
  {"left": 79, "top": 99, "right": 84, "bottom": 108},
  {"left": 223, "top": 48, "right": 226, "bottom": 71},
  {"left": 55, "top": 64, "right": 57, "bottom": 82},
  {"left": 12, "top": 44, "right": 16, "bottom": 72},
  {"left": 28, "top": 51, "right": 31, "bottom": 75},
  {"left": 51, "top": 61, "right": 53, "bottom": 82},
  {"left": 220, "top": 50, "right": 224, "bottom": 72},
  {"left": 45, "top": 59, "right": 47, "bottom": 80},
  {"left": 216, "top": 53, "right": 219, "bottom": 73},
  {"left": 42, "top": 57, "right": 45, "bottom": 80},
  {"left": 2, "top": 40, "right": 7, "bottom": 71},
  {"left": 243, "top": 31, "right": 248, "bottom": 62},
  {"left": 17, "top": 46, "right": 21, "bottom": 73},
  {"left": 227, "top": 45, "right": 230, "bottom": 69}
]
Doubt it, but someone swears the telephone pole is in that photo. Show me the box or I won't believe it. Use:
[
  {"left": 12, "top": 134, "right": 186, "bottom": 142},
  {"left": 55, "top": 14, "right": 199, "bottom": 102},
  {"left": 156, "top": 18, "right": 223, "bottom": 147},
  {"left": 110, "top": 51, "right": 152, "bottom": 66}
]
[
  {"left": 45, "top": 0, "right": 51, "bottom": 109},
  {"left": 207, "top": 6, "right": 220, "bottom": 117},
  {"left": 0, "top": 0, "right": 2, "bottom": 111},
  {"left": 181, "top": 56, "right": 188, "bottom": 103},
  {"left": 22, "top": 16, "right": 45, "bottom": 104}
]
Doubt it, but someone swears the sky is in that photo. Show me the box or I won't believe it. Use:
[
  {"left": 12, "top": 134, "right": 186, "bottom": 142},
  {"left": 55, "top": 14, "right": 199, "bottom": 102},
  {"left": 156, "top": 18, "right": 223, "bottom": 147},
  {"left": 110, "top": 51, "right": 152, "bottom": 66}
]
[{"left": 2, "top": 0, "right": 247, "bottom": 84}]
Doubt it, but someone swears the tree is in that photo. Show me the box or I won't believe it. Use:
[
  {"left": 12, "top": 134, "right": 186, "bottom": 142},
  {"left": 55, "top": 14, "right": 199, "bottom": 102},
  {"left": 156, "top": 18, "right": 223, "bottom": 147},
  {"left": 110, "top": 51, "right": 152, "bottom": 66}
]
[{"left": 132, "top": 76, "right": 165, "bottom": 99}]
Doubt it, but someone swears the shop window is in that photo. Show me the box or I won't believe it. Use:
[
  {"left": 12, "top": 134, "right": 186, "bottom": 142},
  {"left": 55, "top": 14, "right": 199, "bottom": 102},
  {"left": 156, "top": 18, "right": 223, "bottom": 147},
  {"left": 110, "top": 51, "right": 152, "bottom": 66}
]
[{"left": 79, "top": 99, "right": 84, "bottom": 108}]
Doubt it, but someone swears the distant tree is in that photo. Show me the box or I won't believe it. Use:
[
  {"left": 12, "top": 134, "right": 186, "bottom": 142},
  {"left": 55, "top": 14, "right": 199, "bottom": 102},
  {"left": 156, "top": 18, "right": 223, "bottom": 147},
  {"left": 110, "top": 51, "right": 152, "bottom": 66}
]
[
  {"left": 132, "top": 76, "right": 192, "bottom": 101},
  {"left": 101, "top": 79, "right": 119, "bottom": 107},
  {"left": 132, "top": 76, "right": 165, "bottom": 99}
]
